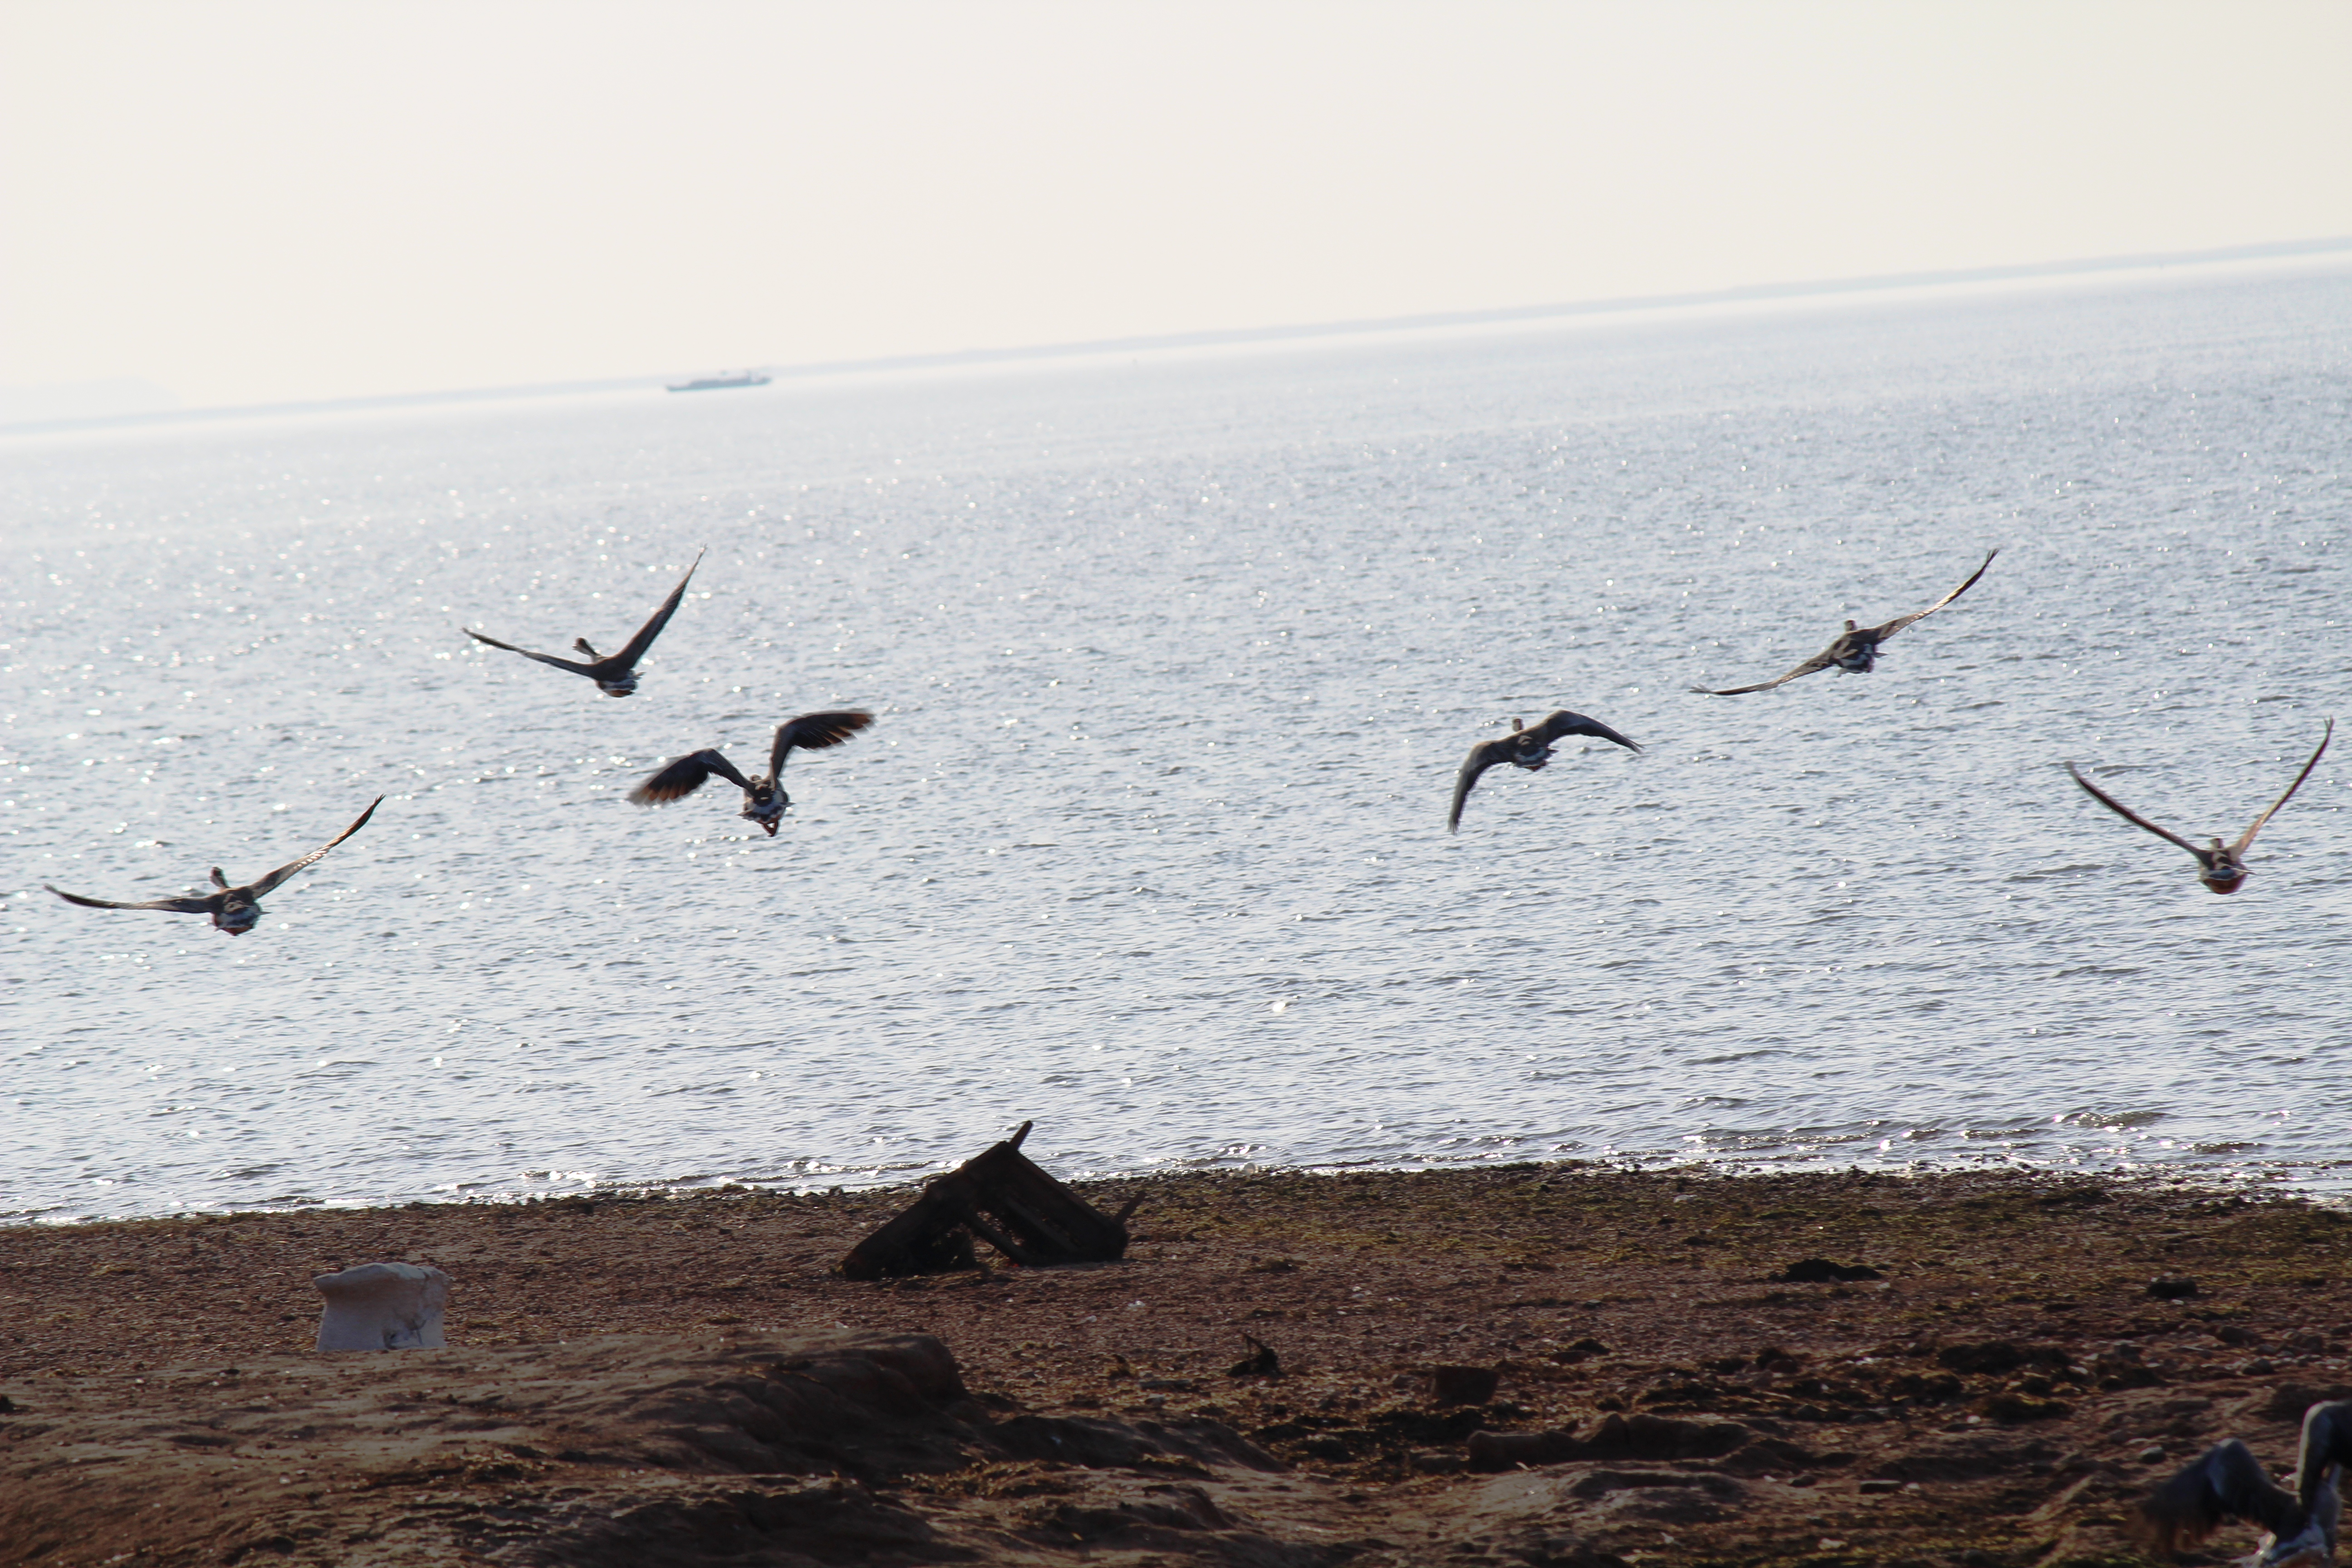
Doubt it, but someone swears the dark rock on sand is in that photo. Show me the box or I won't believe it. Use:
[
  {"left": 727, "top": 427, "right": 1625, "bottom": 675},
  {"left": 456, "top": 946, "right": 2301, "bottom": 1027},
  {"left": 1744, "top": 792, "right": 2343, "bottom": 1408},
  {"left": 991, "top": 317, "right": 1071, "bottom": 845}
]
[
  {"left": 1770, "top": 1258, "right": 1884, "bottom": 1283},
  {"left": 1429, "top": 1364, "right": 1501, "bottom": 1406},
  {"left": 1935, "top": 1340, "right": 2070, "bottom": 1377}
]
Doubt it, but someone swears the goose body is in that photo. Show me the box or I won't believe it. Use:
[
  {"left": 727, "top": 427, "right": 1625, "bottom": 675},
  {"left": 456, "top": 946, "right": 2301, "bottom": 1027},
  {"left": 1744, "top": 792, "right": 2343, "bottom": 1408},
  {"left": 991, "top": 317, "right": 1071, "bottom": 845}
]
[
  {"left": 46, "top": 797, "right": 382, "bottom": 936},
  {"left": 631, "top": 710, "right": 874, "bottom": 834},
  {"left": 465, "top": 549, "right": 703, "bottom": 697},
  {"left": 1448, "top": 709, "right": 1641, "bottom": 833},
  {"left": 2068, "top": 718, "right": 2331, "bottom": 894},
  {"left": 1691, "top": 549, "right": 1996, "bottom": 696}
]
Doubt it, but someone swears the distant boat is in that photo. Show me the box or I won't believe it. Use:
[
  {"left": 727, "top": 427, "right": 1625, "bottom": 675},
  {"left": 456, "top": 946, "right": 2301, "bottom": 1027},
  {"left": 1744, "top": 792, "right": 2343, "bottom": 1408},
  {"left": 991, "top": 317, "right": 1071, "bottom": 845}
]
[{"left": 666, "top": 370, "right": 772, "bottom": 392}]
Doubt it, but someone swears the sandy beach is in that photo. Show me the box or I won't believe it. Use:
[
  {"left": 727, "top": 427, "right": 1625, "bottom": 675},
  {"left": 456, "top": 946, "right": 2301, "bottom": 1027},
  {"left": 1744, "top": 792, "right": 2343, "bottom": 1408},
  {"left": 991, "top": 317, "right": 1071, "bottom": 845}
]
[{"left": 7, "top": 1163, "right": 2350, "bottom": 1566}]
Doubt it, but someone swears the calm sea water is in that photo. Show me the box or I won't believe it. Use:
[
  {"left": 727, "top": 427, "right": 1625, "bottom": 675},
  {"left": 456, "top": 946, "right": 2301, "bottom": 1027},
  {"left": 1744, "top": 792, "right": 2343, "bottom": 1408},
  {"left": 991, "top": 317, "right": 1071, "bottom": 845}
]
[{"left": 6, "top": 263, "right": 2349, "bottom": 1223}]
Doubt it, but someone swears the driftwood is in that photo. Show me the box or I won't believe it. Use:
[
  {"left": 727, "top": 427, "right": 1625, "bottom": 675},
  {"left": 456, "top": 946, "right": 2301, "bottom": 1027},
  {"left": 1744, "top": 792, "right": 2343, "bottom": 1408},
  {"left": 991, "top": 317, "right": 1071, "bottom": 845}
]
[{"left": 840, "top": 1122, "right": 1141, "bottom": 1280}]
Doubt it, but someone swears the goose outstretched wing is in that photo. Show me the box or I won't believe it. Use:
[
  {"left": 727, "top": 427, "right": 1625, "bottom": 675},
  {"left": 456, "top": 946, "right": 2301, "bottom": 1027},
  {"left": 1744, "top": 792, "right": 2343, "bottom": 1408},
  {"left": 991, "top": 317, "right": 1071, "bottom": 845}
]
[
  {"left": 631, "top": 748, "right": 756, "bottom": 805},
  {"left": 1690, "top": 647, "right": 1841, "bottom": 696},
  {"left": 1525, "top": 710, "right": 1642, "bottom": 752},
  {"left": 2230, "top": 718, "right": 2332, "bottom": 857},
  {"left": 770, "top": 710, "right": 875, "bottom": 775},
  {"left": 463, "top": 627, "right": 601, "bottom": 676},
  {"left": 1864, "top": 549, "right": 1998, "bottom": 641},
  {"left": 245, "top": 797, "right": 382, "bottom": 896},
  {"left": 2067, "top": 764, "right": 2213, "bottom": 867},
  {"left": 605, "top": 549, "right": 705, "bottom": 672},
  {"left": 1447, "top": 738, "right": 1508, "bottom": 833},
  {"left": 45, "top": 885, "right": 217, "bottom": 915}
]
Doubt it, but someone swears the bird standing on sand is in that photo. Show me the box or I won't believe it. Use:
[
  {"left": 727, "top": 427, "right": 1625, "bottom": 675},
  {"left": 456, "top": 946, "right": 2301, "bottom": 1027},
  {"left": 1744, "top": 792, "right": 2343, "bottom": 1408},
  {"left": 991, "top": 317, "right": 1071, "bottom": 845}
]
[
  {"left": 45, "top": 797, "right": 382, "bottom": 936},
  {"left": 464, "top": 549, "right": 704, "bottom": 697},
  {"left": 1690, "top": 549, "right": 1997, "bottom": 695},
  {"left": 630, "top": 711, "right": 875, "bottom": 834},
  {"left": 2068, "top": 718, "right": 2332, "bottom": 895},
  {"left": 2131, "top": 1399, "right": 2352, "bottom": 1566},
  {"left": 1448, "top": 709, "right": 1642, "bottom": 833}
]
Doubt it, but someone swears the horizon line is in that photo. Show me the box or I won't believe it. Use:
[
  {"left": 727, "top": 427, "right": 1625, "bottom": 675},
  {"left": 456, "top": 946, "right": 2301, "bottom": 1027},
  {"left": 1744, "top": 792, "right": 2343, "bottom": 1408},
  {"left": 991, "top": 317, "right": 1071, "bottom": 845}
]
[{"left": 9, "top": 234, "right": 2348, "bottom": 437}]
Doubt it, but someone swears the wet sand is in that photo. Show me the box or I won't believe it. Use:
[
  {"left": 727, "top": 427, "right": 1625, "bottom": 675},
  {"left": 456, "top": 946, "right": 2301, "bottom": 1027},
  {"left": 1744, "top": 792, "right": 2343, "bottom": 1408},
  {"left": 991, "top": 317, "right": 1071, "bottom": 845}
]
[{"left": 6, "top": 1164, "right": 2350, "bottom": 1566}]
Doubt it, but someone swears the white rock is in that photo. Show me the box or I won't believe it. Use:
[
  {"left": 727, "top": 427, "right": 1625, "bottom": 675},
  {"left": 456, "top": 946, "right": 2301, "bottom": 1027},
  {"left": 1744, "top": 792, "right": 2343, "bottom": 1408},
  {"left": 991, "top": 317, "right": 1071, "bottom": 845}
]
[{"left": 313, "top": 1261, "right": 450, "bottom": 1352}]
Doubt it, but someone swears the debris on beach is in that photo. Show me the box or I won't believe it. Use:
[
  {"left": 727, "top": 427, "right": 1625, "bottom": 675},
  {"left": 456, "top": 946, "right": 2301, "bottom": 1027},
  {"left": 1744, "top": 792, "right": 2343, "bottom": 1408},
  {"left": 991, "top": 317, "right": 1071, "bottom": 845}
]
[
  {"left": 840, "top": 1120, "right": 1140, "bottom": 1279},
  {"left": 313, "top": 1261, "right": 450, "bottom": 1352},
  {"left": 1226, "top": 1333, "right": 1283, "bottom": 1378}
]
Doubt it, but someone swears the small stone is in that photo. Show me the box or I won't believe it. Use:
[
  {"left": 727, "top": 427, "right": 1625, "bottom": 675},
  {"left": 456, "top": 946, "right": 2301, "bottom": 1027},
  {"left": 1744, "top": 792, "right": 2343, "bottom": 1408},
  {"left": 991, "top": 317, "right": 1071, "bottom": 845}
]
[
  {"left": 2138, "top": 1445, "right": 2166, "bottom": 1463},
  {"left": 2146, "top": 1275, "right": 2200, "bottom": 1300},
  {"left": 1430, "top": 1364, "right": 1501, "bottom": 1406},
  {"left": 1857, "top": 1478, "right": 1901, "bottom": 1494}
]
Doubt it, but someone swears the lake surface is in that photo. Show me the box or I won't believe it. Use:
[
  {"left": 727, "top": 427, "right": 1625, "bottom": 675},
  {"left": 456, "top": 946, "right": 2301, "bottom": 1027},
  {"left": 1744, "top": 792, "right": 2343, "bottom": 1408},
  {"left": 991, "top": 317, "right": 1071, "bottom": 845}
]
[{"left": 6, "top": 261, "right": 2349, "bottom": 1223}]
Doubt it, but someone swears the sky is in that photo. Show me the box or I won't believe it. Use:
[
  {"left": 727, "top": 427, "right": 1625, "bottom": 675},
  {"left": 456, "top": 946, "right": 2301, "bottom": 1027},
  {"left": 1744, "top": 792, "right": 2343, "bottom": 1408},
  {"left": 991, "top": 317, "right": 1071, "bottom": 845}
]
[{"left": 3, "top": 1, "right": 2350, "bottom": 414}]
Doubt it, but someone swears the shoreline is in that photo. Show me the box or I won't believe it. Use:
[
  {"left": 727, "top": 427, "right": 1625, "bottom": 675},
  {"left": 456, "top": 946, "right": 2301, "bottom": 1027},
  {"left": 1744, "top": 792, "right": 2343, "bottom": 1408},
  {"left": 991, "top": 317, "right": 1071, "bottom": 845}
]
[
  {"left": 7, "top": 1143, "right": 2328, "bottom": 1232},
  {"left": 9, "top": 1161, "right": 2352, "bottom": 1564}
]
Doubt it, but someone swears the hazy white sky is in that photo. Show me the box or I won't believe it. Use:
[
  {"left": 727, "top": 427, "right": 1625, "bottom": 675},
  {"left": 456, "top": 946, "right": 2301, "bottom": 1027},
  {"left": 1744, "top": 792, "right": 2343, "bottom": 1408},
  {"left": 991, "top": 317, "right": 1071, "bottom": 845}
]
[{"left": 4, "top": 1, "right": 2349, "bottom": 411}]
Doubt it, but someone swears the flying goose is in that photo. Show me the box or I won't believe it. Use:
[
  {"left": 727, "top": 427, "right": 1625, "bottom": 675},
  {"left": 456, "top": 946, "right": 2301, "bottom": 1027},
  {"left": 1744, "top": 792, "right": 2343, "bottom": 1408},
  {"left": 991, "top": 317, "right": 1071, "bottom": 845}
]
[
  {"left": 45, "top": 797, "right": 382, "bottom": 936},
  {"left": 630, "top": 710, "right": 874, "bottom": 834},
  {"left": 1690, "top": 549, "right": 1997, "bottom": 695},
  {"left": 1448, "top": 709, "right": 1641, "bottom": 833},
  {"left": 464, "top": 549, "right": 703, "bottom": 696},
  {"left": 2132, "top": 1399, "right": 2352, "bottom": 1566},
  {"left": 2068, "top": 718, "right": 2331, "bottom": 895}
]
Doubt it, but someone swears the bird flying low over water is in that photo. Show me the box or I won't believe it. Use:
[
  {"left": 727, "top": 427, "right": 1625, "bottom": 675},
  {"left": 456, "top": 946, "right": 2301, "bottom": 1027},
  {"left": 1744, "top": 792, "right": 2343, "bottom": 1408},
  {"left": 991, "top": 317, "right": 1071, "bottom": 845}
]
[
  {"left": 2068, "top": 718, "right": 2331, "bottom": 895},
  {"left": 2131, "top": 1399, "right": 2352, "bottom": 1566},
  {"left": 464, "top": 549, "right": 703, "bottom": 697},
  {"left": 630, "top": 711, "right": 875, "bottom": 834},
  {"left": 1689, "top": 549, "right": 1997, "bottom": 696},
  {"left": 1449, "top": 709, "right": 1641, "bottom": 833},
  {"left": 45, "top": 797, "right": 382, "bottom": 936}
]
